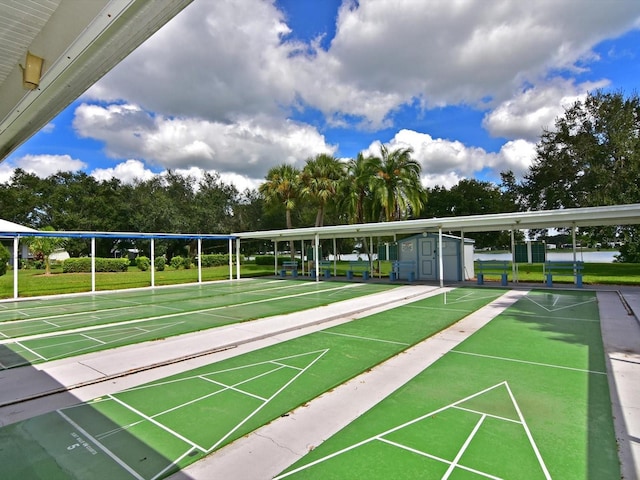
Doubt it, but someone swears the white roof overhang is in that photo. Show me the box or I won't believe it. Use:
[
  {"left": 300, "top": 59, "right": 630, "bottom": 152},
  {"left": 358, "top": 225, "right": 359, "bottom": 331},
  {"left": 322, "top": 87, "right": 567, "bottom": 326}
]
[
  {"left": 235, "top": 203, "right": 640, "bottom": 242},
  {"left": 0, "top": 218, "right": 37, "bottom": 237},
  {"left": 0, "top": 0, "right": 193, "bottom": 161}
]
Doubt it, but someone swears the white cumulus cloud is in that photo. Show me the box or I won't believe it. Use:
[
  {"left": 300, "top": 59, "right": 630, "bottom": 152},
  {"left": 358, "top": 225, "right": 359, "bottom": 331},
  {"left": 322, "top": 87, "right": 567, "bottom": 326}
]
[
  {"left": 73, "top": 103, "right": 335, "bottom": 183},
  {"left": 90, "top": 159, "right": 156, "bottom": 184},
  {"left": 482, "top": 79, "right": 610, "bottom": 140},
  {"left": 366, "top": 129, "right": 537, "bottom": 187},
  {"left": 7, "top": 154, "right": 87, "bottom": 178}
]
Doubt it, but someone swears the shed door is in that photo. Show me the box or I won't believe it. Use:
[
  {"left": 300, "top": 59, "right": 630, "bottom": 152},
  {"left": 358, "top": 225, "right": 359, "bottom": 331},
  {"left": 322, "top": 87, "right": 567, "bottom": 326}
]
[{"left": 419, "top": 237, "right": 437, "bottom": 280}]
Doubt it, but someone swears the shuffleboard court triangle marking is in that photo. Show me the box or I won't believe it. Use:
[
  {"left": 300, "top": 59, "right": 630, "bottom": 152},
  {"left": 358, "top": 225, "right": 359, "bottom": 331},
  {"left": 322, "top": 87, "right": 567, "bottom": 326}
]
[
  {"left": 200, "top": 350, "right": 328, "bottom": 385},
  {"left": 275, "top": 381, "right": 552, "bottom": 480},
  {"left": 119, "top": 349, "right": 329, "bottom": 394},
  {"left": 62, "top": 349, "right": 329, "bottom": 480},
  {"left": 524, "top": 293, "right": 596, "bottom": 313},
  {"left": 453, "top": 382, "right": 520, "bottom": 423},
  {"left": 203, "top": 348, "right": 330, "bottom": 452}
]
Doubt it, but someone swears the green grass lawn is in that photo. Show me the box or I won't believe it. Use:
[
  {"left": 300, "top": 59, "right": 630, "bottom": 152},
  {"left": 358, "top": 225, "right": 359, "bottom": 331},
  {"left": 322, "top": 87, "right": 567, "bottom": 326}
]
[
  {"left": 0, "top": 264, "right": 274, "bottom": 299},
  {"left": 489, "top": 262, "right": 640, "bottom": 285}
]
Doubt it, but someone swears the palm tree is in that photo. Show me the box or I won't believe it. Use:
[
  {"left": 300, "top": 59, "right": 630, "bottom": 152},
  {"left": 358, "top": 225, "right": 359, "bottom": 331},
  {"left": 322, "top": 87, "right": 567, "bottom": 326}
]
[
  {"left": 26, "top": 226, "right": 65, "bottom": 275},
  {"left": 259, "top": 164, "right": 301, "bottom": 256},
  {"left": 300, "top": 153, "right": 344, "bottom": 227},
  {"left": 370, "top": 145, "right": 427, "bottom": 221},
  {"left": 341, "top": 152, "right": 379, "bottom": 224}
]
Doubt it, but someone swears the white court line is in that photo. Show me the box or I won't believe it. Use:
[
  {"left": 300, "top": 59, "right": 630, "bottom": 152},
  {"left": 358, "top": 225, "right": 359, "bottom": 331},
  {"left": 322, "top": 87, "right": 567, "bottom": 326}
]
[
  {"left": 507, "top": 311, "right": 599, "bottom": 323},
  {"left": 208, "top": 349, "right": 329, "bottom": 452},
  {"left": 99, "top": 351, "right": 328, "bottom": 464},
  {"left": 453, "top": 405, "right": 520, "bottom": 424},
  {"left": 445, "top": 294, "right": 507, "bottom": 305},
  {"left": 377, "top": 437, "right": 502, "bottom": 480},
  {"left": 451, "top": 350, "right": 606, "bottom": 375},
  {"left": 57, "top": 409, "right": 146, "bottom": 480},
  {"left": 81, "top": 333, "right": 106, "bottom": 345},
  {"left": 196, "top": 311, "right": 239, "bottom": 321},
  {"left": 524, "top": 294, "right": 596, "bottom": 313},
  {"left": 0, "top": 282, "right": 364, "bottom": 346},
  {"left": 442, "top": 414, "right": 486, "bottom": 479},
  {"left": 122, "top": 349, "right": 328, "bottom": 392},
  {"left": 145, "top": 365, "right": 284, "bottom": 419},
  {"left": 504, "top": 382, "right": 552, "bottom": 479},
  {"left": 271, "top": 361, "right": 303, "bottom": 371},
  {"left": 403, "top": 304, "right": 479, "bottom": 314},
  {"left": 44, "top": 320, "right": 60, "bottom": 327},
  {"left": 274, "top": 382, "right": 513, "bottom": 479},
  {"left": 14, "top": 341, "right": 47, "bottom": 361},
  {"left": 151, "top": 446, "right": 194, "bottom": 480},
  {"left": 0, "top": 280, "right": 304, "bottom": 327},
  {"left": 44, "top": 322, "right": 185, "bottom": 361},
  {"left": 109, "top": 394, "right": 208, "bottom": 451},
  {"left": 319, "top": 330, "right": 410, "bottom": 346},
  {"left": 200, "top": 378, "right": 268, "bottom": 402}
]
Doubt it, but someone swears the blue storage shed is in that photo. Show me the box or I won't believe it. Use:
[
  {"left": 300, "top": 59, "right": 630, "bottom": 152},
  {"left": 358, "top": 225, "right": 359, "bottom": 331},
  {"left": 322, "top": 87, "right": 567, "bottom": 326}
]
[{"left": 393, "top": 233, "right": 475, "bottom": 282}]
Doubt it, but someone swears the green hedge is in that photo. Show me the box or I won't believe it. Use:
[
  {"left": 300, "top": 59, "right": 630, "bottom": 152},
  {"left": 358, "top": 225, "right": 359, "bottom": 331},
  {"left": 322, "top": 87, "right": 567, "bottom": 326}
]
[
  {"left": 0, "top": 244, "right": 9, "bottom": 276},
  {"left": 254, "top": 255, "right": 299, "bottom": 267},
  {"left": 62, "top": 257, "right": 129, "bottom": 273},
  {"left": 200, "top": 254, "right": 230, "bottom": 267}
]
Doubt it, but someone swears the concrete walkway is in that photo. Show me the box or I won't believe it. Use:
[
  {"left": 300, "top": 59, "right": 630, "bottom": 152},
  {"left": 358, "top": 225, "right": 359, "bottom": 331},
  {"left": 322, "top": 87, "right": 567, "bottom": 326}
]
[{"left": 601, "top": 289, "right": 640, "bottom": 480}]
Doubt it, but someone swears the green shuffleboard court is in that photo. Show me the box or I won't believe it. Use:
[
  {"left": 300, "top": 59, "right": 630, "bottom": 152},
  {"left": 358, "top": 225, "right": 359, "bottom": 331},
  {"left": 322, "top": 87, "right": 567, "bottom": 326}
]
[
  {"left": 276, "top": 290, "right": 619, "bottom": 479},
  {"left": 0, "top": 279, "right": 396, "bottom": 369},
  {"left": 0, "top": 288, "right": 505, "bottom": 479}
]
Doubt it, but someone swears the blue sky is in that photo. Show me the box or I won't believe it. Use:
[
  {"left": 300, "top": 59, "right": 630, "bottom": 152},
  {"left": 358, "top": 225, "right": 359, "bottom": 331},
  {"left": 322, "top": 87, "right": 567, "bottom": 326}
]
[{"left": 2, "top": 0, "right": 640, "bottom": 191}]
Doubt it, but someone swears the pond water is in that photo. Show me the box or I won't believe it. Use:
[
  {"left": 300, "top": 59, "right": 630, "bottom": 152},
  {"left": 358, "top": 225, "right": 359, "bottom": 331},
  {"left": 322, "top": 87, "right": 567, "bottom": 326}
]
[{"left": 330, "top": 251, "right": 619, "bottom": 263}]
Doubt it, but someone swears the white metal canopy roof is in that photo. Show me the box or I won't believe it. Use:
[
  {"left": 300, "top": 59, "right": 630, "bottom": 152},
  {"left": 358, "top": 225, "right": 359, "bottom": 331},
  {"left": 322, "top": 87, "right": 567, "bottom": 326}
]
[
  {"left": 0, "top": 0, "right": 192, "bottom": 161},
  {"left": 235, "top": 203, "right": 640, "bottom": 241},
  {"left": 0, "top": 218, "right": 37, "bottom": 236}
]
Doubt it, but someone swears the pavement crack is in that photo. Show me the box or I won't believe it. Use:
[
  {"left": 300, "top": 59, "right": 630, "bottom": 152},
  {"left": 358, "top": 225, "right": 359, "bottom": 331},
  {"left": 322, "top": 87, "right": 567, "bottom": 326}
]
[
  {"left": 78, "top": 362, "right": 108, "bottom": 376},
  {"left": 254, "top": 432, "right": 301, "bottom": 457}
]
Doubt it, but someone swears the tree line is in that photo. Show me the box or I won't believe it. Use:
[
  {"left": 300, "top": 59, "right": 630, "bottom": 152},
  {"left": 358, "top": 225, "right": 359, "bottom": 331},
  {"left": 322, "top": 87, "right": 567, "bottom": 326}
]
[{"left": 1, "top": 91, "right": 638, "bottom": 262}]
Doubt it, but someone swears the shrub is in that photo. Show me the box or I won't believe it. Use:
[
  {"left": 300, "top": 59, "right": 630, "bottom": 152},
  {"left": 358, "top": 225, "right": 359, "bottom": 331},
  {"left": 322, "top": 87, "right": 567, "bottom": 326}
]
[
  {"left": 63, "top": 257, "right": 129, "bottom": 273},
  {"left": 170, "top": 256, "right": 184, "bottom": 269},
  {"left": 155, "top": 256, "right": 166, "bottom": 271},
  {"left": 254, "top": 255, "right": 295, "bottom": 266},
  {"left": 200, "top": 254, "right": 229, "bottom": 267},
  {"left": 183, "top": 257, "right": 192, "bottom": 269},
  {"left": 0, "top": 244, "right": 9, "bottom": 276},
  {"left": 136, "top": 256, "right": 150, "bottom": 271}
]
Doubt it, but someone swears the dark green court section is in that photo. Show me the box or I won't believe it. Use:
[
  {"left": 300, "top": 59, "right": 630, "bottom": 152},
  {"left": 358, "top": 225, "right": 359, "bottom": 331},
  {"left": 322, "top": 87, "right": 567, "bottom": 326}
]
[
  {"left": 277, "top": 290, "right": 619, "bottom": 480},
  {"left": 0, "top": 279, "right": 397, "bottom": 369},
  {"left": 0, "top": 288, "right": 504, "bottom": 479}
]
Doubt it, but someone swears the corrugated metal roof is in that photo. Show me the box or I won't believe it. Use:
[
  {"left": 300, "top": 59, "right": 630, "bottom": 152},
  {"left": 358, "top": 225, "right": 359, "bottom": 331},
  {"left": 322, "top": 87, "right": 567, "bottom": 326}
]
[{"left": 235, "top": 203, "right": 640, "bottom": 241}]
